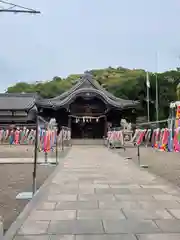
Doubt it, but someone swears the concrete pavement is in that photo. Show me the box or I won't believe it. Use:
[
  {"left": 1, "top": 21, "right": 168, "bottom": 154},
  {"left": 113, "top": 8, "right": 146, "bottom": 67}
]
[{"left": 4, "top": 146, "right": 180, "bottom": 239}]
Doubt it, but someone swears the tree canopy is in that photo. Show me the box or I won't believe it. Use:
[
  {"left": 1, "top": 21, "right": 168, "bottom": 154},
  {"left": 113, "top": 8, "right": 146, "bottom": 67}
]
[{"left": 7, "top": 67, "right": 180, "bottom": 121}]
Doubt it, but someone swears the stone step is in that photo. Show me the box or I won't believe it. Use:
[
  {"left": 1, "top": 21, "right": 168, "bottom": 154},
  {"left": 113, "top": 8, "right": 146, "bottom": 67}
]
[{"left": 71, "top": 139, "right": 104, "bottom": 145}]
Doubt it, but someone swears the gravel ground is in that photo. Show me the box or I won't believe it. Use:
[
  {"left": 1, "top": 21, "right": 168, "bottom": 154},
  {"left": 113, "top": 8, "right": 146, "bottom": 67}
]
[
  {"left": 116, "top": 146, "right": 180, "bottom": 187},
  {"left": 0, "top": 143, "right": 67, "bottom": 158},
  {"left": 0, "top": 145, "right": 35, "bottom": 158},
  {"left": 0, "top": 163, "right": 55, "bottom": 232}
]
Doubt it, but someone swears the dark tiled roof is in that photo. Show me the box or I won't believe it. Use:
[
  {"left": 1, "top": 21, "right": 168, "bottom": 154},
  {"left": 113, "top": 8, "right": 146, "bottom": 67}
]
[
  {"left": 36, "top": 88, "right": 138, "bottom": 109},
  {"left": 0, "top": 93, "right": 36, "bottom": 110},
  {"left": 51, "top": 88, "right": 136, "bottom": 108},
  {"left": 38, "top": 72, "right": 138, "bottom": 109},
  {"left": 2, "top": 73, "right": 139, "bottom": 110},
  {"left": 36, "top": 98, "right": 53, "bottom": 108}
]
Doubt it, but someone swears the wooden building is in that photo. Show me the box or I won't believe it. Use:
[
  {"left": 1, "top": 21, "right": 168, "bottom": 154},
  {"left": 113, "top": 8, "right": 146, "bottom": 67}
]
[
  {"left": 0, "top": 73, "right": 138, "bottom": 138},
  {"left": 0, "top": 93, "right": 37, "bottom": 127}
]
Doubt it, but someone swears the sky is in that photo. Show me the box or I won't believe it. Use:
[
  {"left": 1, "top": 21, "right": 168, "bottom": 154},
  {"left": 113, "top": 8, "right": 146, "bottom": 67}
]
[{"left": 0, "top": 0, "right": 180, "bottom": 92}]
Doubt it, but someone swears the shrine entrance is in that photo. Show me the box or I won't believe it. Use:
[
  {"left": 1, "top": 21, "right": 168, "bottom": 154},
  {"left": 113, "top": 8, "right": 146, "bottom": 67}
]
[
  {"left": 68, "top": 96, "right": 107, "bottom": 139},
  {"left": 71, "top": 116, "right": 105, "bottom": 139}
]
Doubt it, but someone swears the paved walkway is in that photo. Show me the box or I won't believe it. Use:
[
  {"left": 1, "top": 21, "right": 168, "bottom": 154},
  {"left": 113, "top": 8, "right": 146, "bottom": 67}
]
[{"left": 5, "top": 146, "right": 180, "bottom": 240}]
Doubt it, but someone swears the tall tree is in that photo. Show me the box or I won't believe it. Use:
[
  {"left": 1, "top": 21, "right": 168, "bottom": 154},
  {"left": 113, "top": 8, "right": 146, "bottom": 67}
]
[{"left": 7, "top": 67, "right": 179, "bottom": 120}]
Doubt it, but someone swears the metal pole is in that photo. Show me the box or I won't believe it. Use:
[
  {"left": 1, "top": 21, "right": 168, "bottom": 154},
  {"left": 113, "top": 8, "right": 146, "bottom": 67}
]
[
  {"left": 155, "top": 74, "right": 159, "bottom": 122},
  {"left": 0, "top": 9, "right": 40, "bottom": 13},
  {"left": 0, "top": 0, "right": 41, "bottom": 14},
  {"left": 137, "top": 145, "right": 140, "bottom": 166},
  {"left": 137, "top": 143, "right": 148, "bottom": 168},
  {"left": 170, "top": 107, "right": 175, "bottom": 151},
  {"left": 155, "top": 52, "right": 159, "bottom": 125},
  {"left": 32, "top": 114, "right": 38, "bottom": 195},
  {"left": 55, "top": 130, "right": 58, "bottom": 165},
  {"left": 146, "top": 71, "right": 150, "bottom": 122},
  {"left": 45, "top": 151, "right": 48, "bottom": 164},
  {"left": 147, "top": 86, "right": 150, "bottom": 122},
  {"left": 62, "top": 127, "right": 64, "bottom": 151}
]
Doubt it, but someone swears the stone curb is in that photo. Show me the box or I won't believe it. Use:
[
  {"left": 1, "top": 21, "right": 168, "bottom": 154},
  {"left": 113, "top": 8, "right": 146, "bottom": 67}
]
[{"left": 0, "top": 217, "right": 3, "bottom": 239}]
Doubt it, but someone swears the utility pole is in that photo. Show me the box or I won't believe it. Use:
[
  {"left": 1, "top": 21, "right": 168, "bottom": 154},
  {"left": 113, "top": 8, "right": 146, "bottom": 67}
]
[
  {"left": 1, "top": 1, "right": 41, "bottom": 199},
  {"left": 0, "top": 0, "right": 40, "bottom": 14}
]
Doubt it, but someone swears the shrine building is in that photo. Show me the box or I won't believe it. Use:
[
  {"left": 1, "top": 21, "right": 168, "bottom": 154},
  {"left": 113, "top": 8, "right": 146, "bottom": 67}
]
[{"left": 0, "top": 72, "right": 138, "bottom": 138}]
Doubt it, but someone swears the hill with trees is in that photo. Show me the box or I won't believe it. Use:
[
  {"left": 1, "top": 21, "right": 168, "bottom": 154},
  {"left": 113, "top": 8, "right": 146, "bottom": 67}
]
[{"left": 7, "top": 67, "right": 180, "bottom": 121}]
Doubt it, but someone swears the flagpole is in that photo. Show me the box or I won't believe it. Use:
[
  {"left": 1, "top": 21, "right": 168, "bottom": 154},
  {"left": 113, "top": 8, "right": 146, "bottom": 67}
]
[
  {"left": 146, "top": 71, "right": 150, "bottom": 122},
  {"left": 147, "top": 79, "right": 150, "bottom": 122},
  {"left": 155, "top": 52, "right": 159, "bottom": 124}
]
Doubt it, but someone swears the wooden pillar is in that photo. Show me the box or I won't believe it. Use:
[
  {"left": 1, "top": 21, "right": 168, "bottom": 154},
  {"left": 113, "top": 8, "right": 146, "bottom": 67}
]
[{"left": 68, "top": 115, "right": 71, "bottom": 129}]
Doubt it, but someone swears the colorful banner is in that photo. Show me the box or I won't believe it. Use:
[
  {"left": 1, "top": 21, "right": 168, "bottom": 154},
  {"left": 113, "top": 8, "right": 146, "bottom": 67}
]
[
  {"left": 106, "top": 127, "right": 180, "bottom": 152},
  {"left": 107, "top": 130, "right": 124, "bottom": 147},
  {"left": 0, "top": 127, "right": 71, "bottom": 152}
]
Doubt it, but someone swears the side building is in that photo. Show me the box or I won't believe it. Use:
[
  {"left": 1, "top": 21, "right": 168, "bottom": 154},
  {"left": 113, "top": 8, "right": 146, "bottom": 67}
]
[{"left": 0, "top": 93, "right": 37, "bottom": 128}]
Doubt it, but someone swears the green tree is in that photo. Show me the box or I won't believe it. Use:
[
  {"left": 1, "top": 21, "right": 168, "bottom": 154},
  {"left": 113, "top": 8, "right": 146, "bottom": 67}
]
[
  {"left": 177, "top": 83, "right": 180, "bottom": 100},
  {"left": 7, "top": 67, "right": 179, "bottom": 121}
]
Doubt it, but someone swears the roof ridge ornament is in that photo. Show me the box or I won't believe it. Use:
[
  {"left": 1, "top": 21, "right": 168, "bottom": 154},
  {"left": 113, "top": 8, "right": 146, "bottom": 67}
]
[
  {"left": 83, "top": 71, "right": 94, "bottom": 84},
  {"left": 84, "top": 71, "right": 93, "bottom": 77}
]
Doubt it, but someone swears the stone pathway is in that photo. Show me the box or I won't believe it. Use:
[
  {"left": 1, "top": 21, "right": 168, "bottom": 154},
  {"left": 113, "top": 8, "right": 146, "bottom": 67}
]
[{"left": 6, "top": 146, "right": 180, "bottom": 239}]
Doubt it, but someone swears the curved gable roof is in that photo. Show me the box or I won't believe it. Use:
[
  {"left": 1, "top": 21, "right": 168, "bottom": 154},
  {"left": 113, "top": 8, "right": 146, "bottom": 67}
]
[
  {"left": 36, "top": 72, "right": 138, "bottom": 109},
  {"left": 52, "top": 88, "right": 136, "bottom": 109}
]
